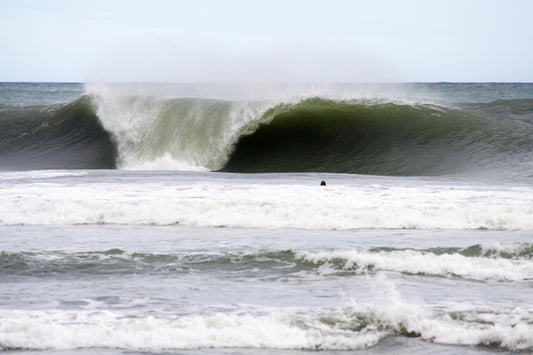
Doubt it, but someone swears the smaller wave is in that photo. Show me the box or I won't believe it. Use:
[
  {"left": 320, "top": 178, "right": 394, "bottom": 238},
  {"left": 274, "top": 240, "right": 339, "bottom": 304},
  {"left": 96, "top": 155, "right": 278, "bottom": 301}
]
[
  {"left": 3, "top": 244, "right": 531, "bottom": 282},
  {"left": 0, "top": 250, "right": 298, "bottom": 278},
  {"left": 296, "top": 244, "right": 533, "bottom": 282},
  {"left": 1, "top": 305, "right": 532, "bottom": 351},
  {"left": 372, "top": 242, "right": 533, "bottom": 260}
]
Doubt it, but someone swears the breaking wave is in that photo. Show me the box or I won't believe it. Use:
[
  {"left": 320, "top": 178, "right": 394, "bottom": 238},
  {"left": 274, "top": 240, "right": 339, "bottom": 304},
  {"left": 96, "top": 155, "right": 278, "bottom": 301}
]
[
  {"left": 1, "top": 299, "right": 532, "bottom": 351},
  {"left": 2, "top": 84, "right": 532, "bottom": 178}
]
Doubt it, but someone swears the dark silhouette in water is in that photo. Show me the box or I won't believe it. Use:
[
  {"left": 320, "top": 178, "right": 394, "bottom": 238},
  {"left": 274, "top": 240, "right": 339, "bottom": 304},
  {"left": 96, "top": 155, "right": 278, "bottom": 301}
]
[{"left": 320, "top": 181, "right": 326, "bottom": 186}]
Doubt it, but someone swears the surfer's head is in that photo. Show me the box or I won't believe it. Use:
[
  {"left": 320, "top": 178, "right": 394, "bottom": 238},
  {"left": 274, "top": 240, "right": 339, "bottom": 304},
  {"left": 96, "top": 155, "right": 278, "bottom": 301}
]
[{"left": 320, "top": 181, "right": 326, "bottom": 186}]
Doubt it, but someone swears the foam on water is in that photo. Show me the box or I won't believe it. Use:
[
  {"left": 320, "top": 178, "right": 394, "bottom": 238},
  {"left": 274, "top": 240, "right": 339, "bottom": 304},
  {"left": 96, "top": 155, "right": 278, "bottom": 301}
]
[
  {"left": 0, "top": 309, "right": 384, "bottom": 351},
  {"left": 0, "top": 170, "right": 88, "bottom": 181},
  {"left": 1, "top": 292, "right": 532, "bottom": 351},
  {"left": 1, "top": 171, "right": 532, "bottom": 230},
  {"left": 297, "top": 248, "right": 533, "bottom": 281}
]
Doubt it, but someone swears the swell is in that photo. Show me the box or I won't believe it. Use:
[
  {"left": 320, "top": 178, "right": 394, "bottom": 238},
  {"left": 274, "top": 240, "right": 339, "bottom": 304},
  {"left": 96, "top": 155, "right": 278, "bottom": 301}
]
[
  {"left": 3, "top": 243, "right": 531, "bottom": 281},
  {"left": 0, "top": 96, "right": 118, "bottom": 170},
  {"left": 459, "top": 98, "right": 533, "bottom": 121},
  {"left": 221, "top": 98, "right": 533, "bottom": 176}
]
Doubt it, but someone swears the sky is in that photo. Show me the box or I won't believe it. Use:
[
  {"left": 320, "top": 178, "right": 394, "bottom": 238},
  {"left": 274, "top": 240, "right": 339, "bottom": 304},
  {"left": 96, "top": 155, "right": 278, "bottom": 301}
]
[{"left": 1, "top": 0, "right": 532, "bottom": 82}]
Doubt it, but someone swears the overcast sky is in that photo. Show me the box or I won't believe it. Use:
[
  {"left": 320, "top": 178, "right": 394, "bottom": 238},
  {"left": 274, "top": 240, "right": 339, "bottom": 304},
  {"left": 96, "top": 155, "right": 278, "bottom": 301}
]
[{"left": 1, "top": 0, "right": 532, "bottom": 82}]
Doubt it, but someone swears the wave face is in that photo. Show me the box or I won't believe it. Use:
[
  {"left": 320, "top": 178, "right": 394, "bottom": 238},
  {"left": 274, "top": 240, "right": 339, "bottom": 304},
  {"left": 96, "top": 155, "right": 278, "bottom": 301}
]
[
  {"left": 2, "top": 83, "right": 533, "bottom": 178},
  {"left": 0, "top": 96, "right": 117, "bottom": 169},
  {"left": 221, "top": 98, "right": 533, "bottom": 176}
]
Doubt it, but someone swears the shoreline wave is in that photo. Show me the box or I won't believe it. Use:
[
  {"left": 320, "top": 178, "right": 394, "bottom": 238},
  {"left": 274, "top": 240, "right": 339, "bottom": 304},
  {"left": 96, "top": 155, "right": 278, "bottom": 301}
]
[{"left": 1, "top": 303, "right": 532, "bottom": 351}]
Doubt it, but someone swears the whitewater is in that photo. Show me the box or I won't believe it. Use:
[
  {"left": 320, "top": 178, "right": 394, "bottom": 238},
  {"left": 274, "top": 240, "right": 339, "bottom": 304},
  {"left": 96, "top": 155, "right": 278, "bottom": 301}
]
[{"left": 0, "top": 82, "right": 532, "bottom": 354}]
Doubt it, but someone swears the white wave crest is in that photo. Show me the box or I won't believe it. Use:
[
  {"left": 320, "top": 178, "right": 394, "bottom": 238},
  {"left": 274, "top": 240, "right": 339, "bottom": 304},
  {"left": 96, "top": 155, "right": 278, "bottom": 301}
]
[
  {"left": 0, "top": 309, "right": 384, "bottom": 351},
  {"left": 86, "top": 83, "right": 273, "bottom": 170},
  {"left": 296, "top": 249, "right": 533, "bottom": 281}
]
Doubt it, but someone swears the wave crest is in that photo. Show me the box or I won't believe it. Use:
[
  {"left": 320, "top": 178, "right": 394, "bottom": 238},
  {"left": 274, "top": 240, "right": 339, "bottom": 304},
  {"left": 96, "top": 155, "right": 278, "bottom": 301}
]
[{"left": 1, "top": 304, "right": 532, "bottom": 351}]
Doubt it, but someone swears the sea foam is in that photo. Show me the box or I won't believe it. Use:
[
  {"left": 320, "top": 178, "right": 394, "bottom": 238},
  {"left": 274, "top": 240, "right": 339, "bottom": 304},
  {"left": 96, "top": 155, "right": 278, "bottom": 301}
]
[
  {"left": 296, "top": 248, "right": 533, "bottom": 281},
  {"left": 1, "top": 172, "right": 532, "bottom": 230},
  {"left": 1, "top": 302, "right": 531, "bottom": 351}
]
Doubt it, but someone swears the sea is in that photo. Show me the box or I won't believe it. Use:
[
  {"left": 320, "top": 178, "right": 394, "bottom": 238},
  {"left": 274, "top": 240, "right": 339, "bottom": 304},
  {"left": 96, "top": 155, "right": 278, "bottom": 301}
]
[{"left": 0, "top": 82, "right": 532, "bottom": 354}]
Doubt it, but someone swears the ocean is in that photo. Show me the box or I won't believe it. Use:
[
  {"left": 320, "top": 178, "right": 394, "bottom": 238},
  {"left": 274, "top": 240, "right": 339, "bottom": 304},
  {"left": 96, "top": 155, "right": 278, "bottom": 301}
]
[{"left": 0, "top": 82, "right": 532, "bottom": 354}]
